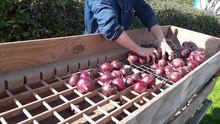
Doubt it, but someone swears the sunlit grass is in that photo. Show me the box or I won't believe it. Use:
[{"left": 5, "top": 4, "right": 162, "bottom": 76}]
[{"left": 200, "top": 76, "right": 220, "bottom": 124}]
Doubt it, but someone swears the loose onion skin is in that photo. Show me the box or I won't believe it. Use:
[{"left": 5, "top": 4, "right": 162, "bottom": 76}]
[
  {"left": 77, "top": 77, "right": 95, "bottom": 94},
  {"left": 69, "top": 74, "right": 79, "bottom": 86},
  {"left": 133, "top": 82, "right": 147, "bottom": 94},
  {"left": 101, "top": 81, "right": 117, "bottom": 96}
]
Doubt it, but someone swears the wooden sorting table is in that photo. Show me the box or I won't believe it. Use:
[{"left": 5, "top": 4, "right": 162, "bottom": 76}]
[{"left": 0, "top": 26, "right": 219, "bottom": 124}]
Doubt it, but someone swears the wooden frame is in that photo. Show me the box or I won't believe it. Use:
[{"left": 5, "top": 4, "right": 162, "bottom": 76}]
[{"left": 0, "top": 26, "right": 219, "bottom": 124}]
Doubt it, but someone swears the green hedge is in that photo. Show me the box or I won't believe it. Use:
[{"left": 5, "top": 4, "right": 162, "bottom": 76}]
[
  {"left": 0, "top": 0, "right": 84, "bottom": 43},
  {"left": 150, "top": 1, "right": 220, "bottom": 38},
  {"left": 0, "top": 1, "right": 220, "bottom": 43}
]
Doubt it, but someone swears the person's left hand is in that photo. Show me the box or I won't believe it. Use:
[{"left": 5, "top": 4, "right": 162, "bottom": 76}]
[{"left": 158, "top": 39, "right": 174, "bottom": 60}]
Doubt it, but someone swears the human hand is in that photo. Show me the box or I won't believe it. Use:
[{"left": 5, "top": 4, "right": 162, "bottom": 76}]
[
  {"left": 158, "top": 40, "right": 174, "bottom": 60},
  {"left": 136, "top": 47, "right": 159, "bottom": 63}
]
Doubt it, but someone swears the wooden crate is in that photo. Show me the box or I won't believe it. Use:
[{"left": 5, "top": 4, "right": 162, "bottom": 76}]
[{"left": 0, "top": 25, "right": 219, "bottom": 124}]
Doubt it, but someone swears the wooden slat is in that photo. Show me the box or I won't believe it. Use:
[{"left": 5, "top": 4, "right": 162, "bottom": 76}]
[
  {"left": 0, "top": 81, "right": 5, "bottom": 93},
  {"left": 0, "top": 26, "right": 170, "bottom": 74},
  {"left": 169, "top": 76, "right": 217, "bottom": 124}
]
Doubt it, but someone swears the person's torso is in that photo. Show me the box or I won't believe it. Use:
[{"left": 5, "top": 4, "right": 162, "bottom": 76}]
[{"left": 84, "top": 0, "right": 135, "bottom": 34}]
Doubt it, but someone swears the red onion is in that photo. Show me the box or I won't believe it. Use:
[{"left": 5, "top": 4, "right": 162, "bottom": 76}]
[
  {"left": 120, "top": 67, "right": 131, "bottom": 77},
  {"left": 133, "top": 82, "right": 147, "bottom": 94},
  {"left": 139, "top": 56, "right": 146, "bottom": 65},
  {"left": 176, "top": 67, "right": 187, "bottom": 77},
  {"left": 151, "top": 63, "right": 159, "bottom": 70},
  {"left": 187, "top": 61, "right": 197, "bottom": 70},
  {"left": 141, "top": 74, "right": 156, "bottom": 87},
  {"left": 100, "top": 62, "right": 113, "bottom": 72},
  {"left": 195, "top": 55, "right": 206, "bottom": 64},
  {"left": 158, "top": 59, "right": 167, "bottom": 67},
  {"left": 112, "top": 78, "right": 126, "bottom": 91},
  {"left": 69, "top": 74, "right": 79, "bottom": 86},
  {"left": 155, "top": 67, "right": 165, "bottom": 75},
  {"left": 123, "top": 77, "right": 135, "bottom": 87},
  {"left": 111, "top": 60, "right": 122, "bottom": 70},
  {"left": 80, "top": 70, "right": 91, "bottom": 78},
  {"left": 101, "top": 81, "right": 117, "bottom": 96},
  {"left": 99, "top": 73, "right": 114, "bottom": 83},
  {"left": 127, "top": 53, "right": 138, "bottom": 64},
  {"left": 111, "top": 70, "right": 122, "bottom": 78},
  {"left": 181, "top": 49, "right": 190, "bottom": 58},
  {"left": 164, "top": 65, "right": 173, "bottom": 76},
  {"left": 168, "top": 72, "right": 182, "bottom": 83},
  {"left": 183, "top": 66, "right": 191, "bottom": 74},
  {"left": 130, "top": 73, "right": 141, "bottom": 82},
  {"left": 195, "top": 49, "right": 205, "bottom": 55},
  {"left": 171, "top": 58, "right": 185, "bottom": 68},
  {"left": 77, "top": 77, "right": 95, "bottom": 94}
]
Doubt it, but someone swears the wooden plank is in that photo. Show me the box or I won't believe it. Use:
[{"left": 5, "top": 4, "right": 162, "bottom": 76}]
[
  {"left": 0, "top": 26, "right": 170, "bottom": 74},
  {"left": 120, "top": 51, "right": 220, "bottom": 124},
  {"left": 186, "top": 99, "right": 212, "bottom": 124},
  {"left": 169, "top": 76, "right": 217, "bottom": 124},
  {"left": 0, "top": 80, "right": 5, "bottom": 93},
  {"left": 25, "top": 72, "right": 41, "bottom": 85}
]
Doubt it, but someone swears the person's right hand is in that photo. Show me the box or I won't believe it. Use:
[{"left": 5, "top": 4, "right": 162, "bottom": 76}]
[{"left": 136, "top": 47, "right": 159, "bottom": 63}]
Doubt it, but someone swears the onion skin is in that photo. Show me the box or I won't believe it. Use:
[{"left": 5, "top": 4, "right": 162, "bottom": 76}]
[
  {"left": 151, "top": 63, "right": 159, "bottom": 70},
  {"left": 171, "top": 58, "right": 185, "bottom": 69},
  {"left": 100, "top": 62, "right": 113, "bottom": 72},
  {"left": 80, "top": 70, "right": 91, "bottom": 78},
  {"left": 195, "top": 55, "right": 206, "bottom": 64},
  {"left": 164, "top": 65, "right": 173, "bottom": 76},
  {"left": 123, "top": 77, "right": 135, "bottom": 87},
  {"left": 130, "top": 73, "right": 141, "bottom": 82},
  {"left": 69, "top": 74, "right": 79, "bottom": 86},
  {"left": 139, "top": 57, "right": 146, "bottom": 65},
  {"left": 168, "top": 72, "right": 182, "bottom": 83},
  {"left": 127, "top": 53, "right": 138, "bottom": 64},
  {"left": 99, "top": 73, "right": 114, "bottom": 83},
  {"left": 112, "top": 78, "right": 126, "bottom": 91},
  {"left": 111, "top": 60, "right": 122, "bottom": 70},
  {"left": 111, "top": 70, "right": 122, "bottom": 78},
  {"left": 176, "top": 67, "right": 187, "bottom": 77},
  {"left": 187, "top": 61, "right": 197, "bottom": 70},
  {"left": 158, "top": 59, "right": 167, "bottom": 67},
  {"left": 155, "top": 67, "right": 165, "bottom": 75},
  {"left": 133, "top": 82, "right": 147, "bottom": 94},
  {"left": 141, "top": 74, "right": 156, "bottom": 87},
  {"left": 77, "top": 77, "right": 95, "bottom": 94},
  {"left": 101, "top": 81, "right": 117, "bottom": 97},
  {"left": 120, "top": 67, "right": 131, "bottom": 77}
]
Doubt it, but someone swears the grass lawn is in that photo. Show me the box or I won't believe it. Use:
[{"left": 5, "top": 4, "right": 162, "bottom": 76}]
[{"left": 200, "top": 76, "right": 220, "bottom": 124}]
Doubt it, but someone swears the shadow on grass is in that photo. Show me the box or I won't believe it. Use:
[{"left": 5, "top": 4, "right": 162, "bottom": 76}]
[{"left": 200, "top": 107, "right": 220, "bottom": 124}]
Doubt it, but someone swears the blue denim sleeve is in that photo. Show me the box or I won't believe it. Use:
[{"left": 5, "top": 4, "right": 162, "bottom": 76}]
[
  {"left": 88, "top": 0, "right": 124, "bottom": 41},
  {"left": 134, "top": 0, "right": 159, "bottom": 30}
]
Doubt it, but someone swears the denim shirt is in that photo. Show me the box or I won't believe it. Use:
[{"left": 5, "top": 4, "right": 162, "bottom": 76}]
[{"left": 84, "top": 0, "right": 159, "bottom": 41}]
